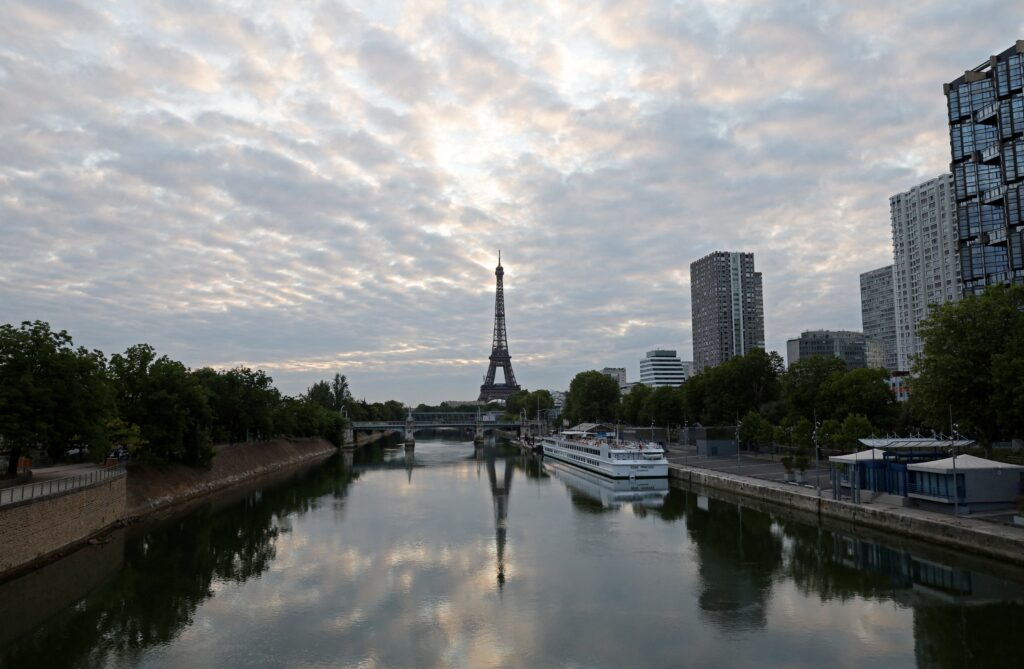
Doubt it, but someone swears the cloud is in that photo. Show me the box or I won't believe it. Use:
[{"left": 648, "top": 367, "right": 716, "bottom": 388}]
[{"left": 2, "top": 1, "right": 1024, "bottom": 402}]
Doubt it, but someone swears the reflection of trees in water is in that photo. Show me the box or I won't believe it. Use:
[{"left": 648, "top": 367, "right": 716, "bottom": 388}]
[
  {"left": 677, "top": 487, "right": 1024, "bottom": 665},
  {"left": 684, "top": 494, "right": 783, "bottom": 631},
  {"left": 913, "top": 603, "right": 1023, "bottom": 669},
  {"left": 0, "top": 454, "right": 357, "bottom": 668},
  {"left": 775, "top": 519, "right": 898, "bottom": 602}
]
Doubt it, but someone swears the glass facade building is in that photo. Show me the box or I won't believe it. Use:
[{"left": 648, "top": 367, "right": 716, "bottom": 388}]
[{"left": 945, "top": 40, "right": 1024, "bottom": 293}]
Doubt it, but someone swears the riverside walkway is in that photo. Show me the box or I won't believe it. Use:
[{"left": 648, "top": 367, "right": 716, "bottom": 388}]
[
  {"left": 664, "top": 443, "right": 1024, "bottom": 566},
  {"left": 0, "top": 463, "right": 125, "bottom": 507}
]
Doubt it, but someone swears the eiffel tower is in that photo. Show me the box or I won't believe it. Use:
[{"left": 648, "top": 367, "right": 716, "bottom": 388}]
[{"left": 478, "top": 251, "right": 521, "bottom": 402}]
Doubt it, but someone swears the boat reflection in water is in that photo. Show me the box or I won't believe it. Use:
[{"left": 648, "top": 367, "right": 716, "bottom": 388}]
[{"left": 545, "top": 460, "right": 669, "bottom": 510}]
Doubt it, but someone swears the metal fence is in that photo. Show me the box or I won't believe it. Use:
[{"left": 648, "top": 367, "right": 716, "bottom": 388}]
[{"left": 0, "top": 464, "right": 127, "bottom": 507}]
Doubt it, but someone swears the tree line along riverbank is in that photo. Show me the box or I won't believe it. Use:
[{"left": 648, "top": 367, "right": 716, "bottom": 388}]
[{"left": 0, "top": 320, "right": 423, "bottom": 479}]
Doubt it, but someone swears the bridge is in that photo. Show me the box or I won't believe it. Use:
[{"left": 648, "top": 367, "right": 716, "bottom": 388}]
[{"left": 348, "top": 412, "right": 524, "bottom": 446}]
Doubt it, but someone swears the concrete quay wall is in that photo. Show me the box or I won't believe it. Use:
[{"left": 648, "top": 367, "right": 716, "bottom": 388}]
[
  {"left": 0, "top": 474, "right": 126, "bottom": 578},
  {"left": 669, "top": 464, "right": 1024, "bottom": 566}
]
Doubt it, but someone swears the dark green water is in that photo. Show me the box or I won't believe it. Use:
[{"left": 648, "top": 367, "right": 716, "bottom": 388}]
[{"left": 2, "top": 436, "right": 1024, "bottom": 668}]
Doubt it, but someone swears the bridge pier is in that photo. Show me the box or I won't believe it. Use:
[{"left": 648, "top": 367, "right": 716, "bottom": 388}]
[
  {"left": 343, "top": 427, "right": 354, "bottom": 447},
  {"left": 473, "top": 421, "right": 485, "bottom": 445},
  {"left": 404, "top": 417, "right": 415, "bottom": 447}
]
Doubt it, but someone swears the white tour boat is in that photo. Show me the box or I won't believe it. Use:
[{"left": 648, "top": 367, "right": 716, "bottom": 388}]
[{"left": 540, "top": 426, "right": 668, "bottom": 479}]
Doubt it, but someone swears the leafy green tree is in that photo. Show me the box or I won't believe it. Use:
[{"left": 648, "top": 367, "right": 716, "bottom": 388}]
[
  {"left": 823, "top": 367, "right": 897, "bottom": 430},
  {"left": 620, "top": 383, "right": 653, "bottom": 425},
  {"left": 684, "top": 349, "right": 783, "bottom": 424},
  {"left": 817, "top": 418, "right": 841, "bottom": 451},
  {"left": 833, "top": 414, "right": 875, "bottom": 453},
  {"left": 0, "top": 321, "right": 114, "bottom": 474},
  {"left": 564, "top": 371, "right": 620, "bottom": 423},
  {"left": 305, "top": 380, "right": 335, "bottom": 412},
  {"left": 331, "top": 373, "right": 351, "bottom": 412},
  {"left": 141, "top": 357, "right": 214, "bottom": 466},
  {"left": 791, "top": 417, "right": 814, "bottom": 451},
  {"left": 739, "top": 410, "right": 766, "bottom": 448},
  {"left": 782, "top": 355, "right": 846, "bottom": 422},
  {"left": 109, "top": 344, "right": 157, "bottom": 429},
  {"left": 914, "top": 284, "right": 1024, "bottom": 448},
  {"left": 643, "top": 386, "right": 684, "bottom": 427}
]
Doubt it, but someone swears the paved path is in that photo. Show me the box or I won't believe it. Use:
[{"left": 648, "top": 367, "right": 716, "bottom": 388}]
[
  {"left": 665, "top": 444, "right": 830, "bottom": 487},
  {"left": 666, "top": 444, "right": 1024, "bottom": 552},
  {"left": 0, "top": 464, "right": 124, "bottom": 507}
]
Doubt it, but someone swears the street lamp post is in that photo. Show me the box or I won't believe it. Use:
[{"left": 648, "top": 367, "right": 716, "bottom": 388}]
[
  {"left": 813, "top": 419, "right": 821, "bottom": 497},
  {"left": 735, "top": 417, "right": 742, "bottom": 472}
]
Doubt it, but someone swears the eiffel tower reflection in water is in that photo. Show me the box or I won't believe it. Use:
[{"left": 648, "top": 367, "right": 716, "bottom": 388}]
[{"left": 475, "top": 445, "right": 514, "bottom": 590}]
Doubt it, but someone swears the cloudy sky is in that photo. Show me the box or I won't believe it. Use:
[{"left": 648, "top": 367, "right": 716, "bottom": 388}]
[{"left": 2, "top": 1, "right": 1022, "bottom": 403}]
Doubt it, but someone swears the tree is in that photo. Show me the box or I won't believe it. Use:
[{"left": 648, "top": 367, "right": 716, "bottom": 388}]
[
  {"left": 621, "top": 384, "right": 653, "bottom": 425},
  {"left": 504, "top": 390, "right": 531, "bottom": 417},
  {"left": 913, "top": 284, "right": 1024, "bottom": 448},
  {"left": 643, "top": 386, "right": 684, "bottom": 427},
  {"left": 331, "top": 373, "right": 351, "bottom": 412},
  {"left": 817, "top": 418, "right": 841, "bottom": 451},
  {"left": 739, "top": 410, "right": 766, "bottom": 448},
  {"left": 684, "top": 349, "right": 783, "bottom": 424},
  {"left": 833, "top": 414, "right": 875, "bottom": 453},
  {"left": 0, "top": 321, "right": 114, "bottom": 474},
  {"left": 823, "top": 367, "right": 897, "bottom": 430},
  {"left": 782, "top": 355, "right": 847, "bottom": 422},
  {"left": 564, "top": 371, "right": 620, "bottom": 423},
  {"left": 141, "top": 357, "right": 214, "bottom": 466}
]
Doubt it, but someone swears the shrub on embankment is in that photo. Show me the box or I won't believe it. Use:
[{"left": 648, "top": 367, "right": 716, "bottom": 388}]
[
  {"left": 0, "top": 321, "right": 350, "bottom": 476},
  {"left": 125, "top": 437, "right": 336, "bottom": 516}
]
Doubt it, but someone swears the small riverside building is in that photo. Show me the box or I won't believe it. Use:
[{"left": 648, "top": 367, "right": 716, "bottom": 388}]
[
  {"left": 907, "top": 455, "right": 1024, "bottom": 512},
  {"left": 828, "top": 449, "right": 888, "bottom": 503},
  {"left": 828, "top": 438, "right": 974, "bottom": 502}
]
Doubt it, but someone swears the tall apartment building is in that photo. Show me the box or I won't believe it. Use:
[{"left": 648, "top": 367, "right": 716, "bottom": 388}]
[
  {"left": 945, "top": 41, "right": 1024, "bottom": 293},
  {"left": 859, "top": 265, "right": 898, "bottom": 370},
  {"left": 890, "top": 174, "right": 962, "bottom": 371},
  {"left": 786, "top": 330, "right": 867, "bottom": 370},
  {"left": 690, "top": 251, "right": 764, "bottom": 372},
  {"left": 638, "top": 350, "right": 688, "bottom": 387}
]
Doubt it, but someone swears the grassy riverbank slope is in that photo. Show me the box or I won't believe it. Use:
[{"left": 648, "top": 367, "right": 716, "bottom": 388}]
[{"left": 126, "top": 437, "right": 336, "bottom": 517}]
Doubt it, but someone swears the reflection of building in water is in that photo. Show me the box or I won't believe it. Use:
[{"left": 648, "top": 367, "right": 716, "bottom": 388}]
[
  {"left": 486, "top": 452, "right": 514, "bottom": 589},
  {"left": 685, "top": 495, "right": 782, "bottom": 631},
  {"left": 830, "top": 531, "right": 1024, "bottom": 667},
  {"left": 545, "top": 461, "right": 669, "bottom": 510},
  {"left": 832, "top": 533, "right": 1024, "bottom": 606}
]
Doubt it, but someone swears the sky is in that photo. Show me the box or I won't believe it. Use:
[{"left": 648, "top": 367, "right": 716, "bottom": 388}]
[{"left": 2, "top": 1, "right": 1023, "bottom": 404}]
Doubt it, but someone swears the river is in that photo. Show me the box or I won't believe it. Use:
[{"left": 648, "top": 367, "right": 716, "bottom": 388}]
[{"left": 2, "top": 435, "right": 1023, "bottom": 668}]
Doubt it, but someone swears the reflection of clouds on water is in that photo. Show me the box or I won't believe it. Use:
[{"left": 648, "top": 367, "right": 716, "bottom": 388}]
[{"left": 7, "top": 446, "right": 1024, "bottom": 668}]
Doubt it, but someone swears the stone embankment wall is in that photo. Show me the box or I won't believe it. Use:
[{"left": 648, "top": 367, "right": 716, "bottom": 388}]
[
  {"left": 0, "top": 437, "right": 338, "bottom": 579},
  {"left": 669, "top": 465, "right": 1024, "bottom": 566},
  {"left": 0, "top": 475, "right": 126, "bottom": 577},
  {"left": 126, "top": 437, "right": 336, "bottom": 517}
]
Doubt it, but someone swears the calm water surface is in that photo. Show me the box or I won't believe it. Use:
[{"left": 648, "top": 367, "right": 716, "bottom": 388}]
[{"left": 2, "top": 435, "right": 1023, "bottom": 668}]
